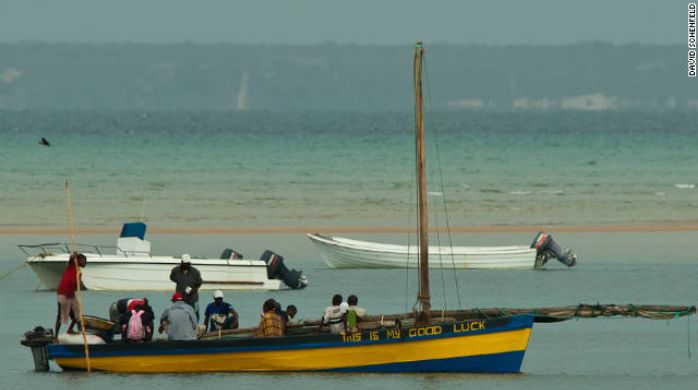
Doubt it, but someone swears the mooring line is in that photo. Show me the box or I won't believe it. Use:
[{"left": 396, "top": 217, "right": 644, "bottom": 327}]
[{"left": 0, "top": 262, "right": 26, "bottom": 282}]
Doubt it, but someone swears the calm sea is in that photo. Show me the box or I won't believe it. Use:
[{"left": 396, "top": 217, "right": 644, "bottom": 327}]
[
  {"left": 0, "top": 110, "right": 697, "bottom": 228},
  {"left": 0, "top": 110, "right": 697, "bottom": 388}
]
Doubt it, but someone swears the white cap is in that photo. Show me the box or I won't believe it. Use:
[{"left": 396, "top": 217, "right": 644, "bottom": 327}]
[
  {"left": 181, "top": 253, "right": 192, "bottom": 263},
  {"left": 214, "top": 290, "right": 224, "bottom": 299}
]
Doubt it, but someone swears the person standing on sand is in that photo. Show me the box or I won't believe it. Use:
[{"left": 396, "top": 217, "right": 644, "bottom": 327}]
[
  {"left": 169, "top": 254, "right": 203, "bottom": 321},
  {"left": 55, "top": 253, "right": 87, "bottom": 335}
]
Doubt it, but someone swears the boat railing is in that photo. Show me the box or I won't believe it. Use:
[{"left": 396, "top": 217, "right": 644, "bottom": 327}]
[
  {"left": 18, "top": 242, "right": 139, "bottom": 258},
  {"left": 115, "top": 246, "right": 152, "bottom": 258}
]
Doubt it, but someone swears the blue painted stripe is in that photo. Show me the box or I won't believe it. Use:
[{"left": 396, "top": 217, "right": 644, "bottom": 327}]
[
  {"left": 325, "top": 351, "right": 527, "bottom": 373},
  {"left": 49, "top": 315, "right": 534, "bottom": 359}
]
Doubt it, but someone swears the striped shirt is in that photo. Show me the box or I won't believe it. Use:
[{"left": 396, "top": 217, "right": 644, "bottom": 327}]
[{"left": 256, "top": 312, "right": 284, "bottom": 337}]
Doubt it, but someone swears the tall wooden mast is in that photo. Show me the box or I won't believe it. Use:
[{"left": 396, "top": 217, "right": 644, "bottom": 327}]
[{"left": 414, "top": 41, "right": 431, "bottom": 323}]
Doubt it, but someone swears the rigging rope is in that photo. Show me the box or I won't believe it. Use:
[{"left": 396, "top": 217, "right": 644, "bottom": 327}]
[
  {"left": 423, "top": 91, "right": 448, "bottom": 312},
  {"left": 422, "top": 48, "right": 462, "bottom": 308},
  {"left": 139, "top": 182, "right": 148, "bottom": 222},
  {"left": 0, "top": 262, "right": 26, "bottom": 282},
  {"left": 405, "top": 155, "right": 416, "bottom": 313},
  {"left": 688, "top": 313, "right": 692, "bottom": 359},
  {"left": 418, "top": 49, "right": 447, "bottom": 309},
  {"left": 64, "top": 180, "right": 91, "bottom": 372},
  {"left": 433, "top": 201, "right": 448, "bottom": 311}
]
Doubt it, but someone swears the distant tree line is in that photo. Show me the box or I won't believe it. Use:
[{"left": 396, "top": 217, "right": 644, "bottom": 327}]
[{"left": 0, "top": 42, "right": 694, "bottom": 111}]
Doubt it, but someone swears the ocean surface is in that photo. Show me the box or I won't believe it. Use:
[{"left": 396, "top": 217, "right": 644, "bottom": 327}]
[
  {"left": 0, "top": 110, "right": 697, "bottom": 388},
  {"left": 0, "top": 110, "right": 697, "bottom": 228}
]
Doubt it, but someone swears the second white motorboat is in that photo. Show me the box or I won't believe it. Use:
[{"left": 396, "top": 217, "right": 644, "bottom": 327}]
[{"left": 307, "top": 232, "right": 577, "bottom": 270}]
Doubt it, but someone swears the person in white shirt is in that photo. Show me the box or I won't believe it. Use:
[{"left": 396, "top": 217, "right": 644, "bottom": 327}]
[{"left": 322, "top": 294, "right": 346, "bottom": 334}]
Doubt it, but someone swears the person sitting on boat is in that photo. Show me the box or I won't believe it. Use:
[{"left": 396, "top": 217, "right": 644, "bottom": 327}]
[
  {"left": 346, "top": 295, "right": 366, "bottom": 333},
  {"left": 54, "top": 253, "right": 87, "bottom": 335},
  {"left": 169, "top": 254, "right": 203, "bottom": 321},
  {"left": 120, "top": 303, "right": 155, "bottom": 343},
  {"left": 203, "top": 290, "right": 239, "bottom": 332},
  {"left": 255, "top": 299, "right": 284, "bottom": 337},
  {"left": 158, "top": 292, "right": 198, "bottom": 341},
  {"left": 110, "top": 297, "right": 150, "bottom": 322},
  {"left": 286, "top": 304, "right": 298, "bottom": 326},
  {"left": 273, "top": 300, "right": 289, "bottom": 326},
  {"left": 122, "top": 298, "right": 148, "bottom": 312},
  {"left": 321, "top": 294, "right": 347, "bottom": 334}
]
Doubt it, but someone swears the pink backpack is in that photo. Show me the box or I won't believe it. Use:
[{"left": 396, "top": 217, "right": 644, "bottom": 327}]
[{"left": 127, "top": 309, "right": 145, "bottom": 340}]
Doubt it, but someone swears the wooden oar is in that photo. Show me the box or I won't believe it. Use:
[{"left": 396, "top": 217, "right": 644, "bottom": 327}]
[{"left": 64, "top": 180, "right": 91, "bottom": 372}]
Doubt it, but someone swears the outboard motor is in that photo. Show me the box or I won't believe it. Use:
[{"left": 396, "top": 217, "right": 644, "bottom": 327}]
[
  {"left": 261, "top": 250, "right": 308, "bottom": 289},
  {"left": 531, "top": 232, "right": 577, "bottom": 268},
  {"left": 21, "top": 326, "right": 54, "bottom": 372},
  {"left": 220, "top": 248, "right": 243, "bottom": 260}
]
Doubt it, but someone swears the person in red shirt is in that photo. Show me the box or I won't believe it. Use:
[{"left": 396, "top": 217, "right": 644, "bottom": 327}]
[{"left": 54, "top": 253, "right": 87, "bottom": 335}]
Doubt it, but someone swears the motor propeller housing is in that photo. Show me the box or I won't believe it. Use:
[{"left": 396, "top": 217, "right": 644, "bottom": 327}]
[{"left": 531, "top": 232, "right": 577, "bottom": 268}]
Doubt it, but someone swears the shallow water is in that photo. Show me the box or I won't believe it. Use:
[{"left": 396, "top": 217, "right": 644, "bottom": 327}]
[{"left": 1, "top": 232, "right": 697, "bottom": 389}]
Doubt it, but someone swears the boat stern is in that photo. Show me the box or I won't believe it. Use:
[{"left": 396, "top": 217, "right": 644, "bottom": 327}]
[{"left": 20, "top": 326, "right": 55, "bottom": 372}]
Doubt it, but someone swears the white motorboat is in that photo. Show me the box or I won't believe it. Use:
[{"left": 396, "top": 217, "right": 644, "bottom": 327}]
[
  {"left": 21, "top": 223, "right": 308, "bottom": 291},
  {"left": 307, "top": 232, "right": 577, "bottom": 269}
]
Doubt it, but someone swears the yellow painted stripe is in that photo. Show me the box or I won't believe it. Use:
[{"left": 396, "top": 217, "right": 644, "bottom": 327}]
[{"left": 56, "top": 328, "right": 531, "bottom": 373}]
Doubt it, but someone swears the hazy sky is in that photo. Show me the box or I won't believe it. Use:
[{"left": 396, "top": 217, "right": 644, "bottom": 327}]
[{"left": 0, "top": 0, "right": 685, "bottom": 45}]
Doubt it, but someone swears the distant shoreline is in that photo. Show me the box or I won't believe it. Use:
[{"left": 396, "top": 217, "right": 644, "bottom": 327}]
[{"left": 2, "top": 222, "right": 698, "bottom": 235}]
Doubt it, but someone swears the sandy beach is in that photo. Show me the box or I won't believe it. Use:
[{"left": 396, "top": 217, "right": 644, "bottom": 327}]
[{"left": 2, "top": 221, "right": 698, "bottom": 235}]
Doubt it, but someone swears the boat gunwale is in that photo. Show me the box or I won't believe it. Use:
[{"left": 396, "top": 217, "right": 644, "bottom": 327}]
[
  {"left": 307, "top": 233, "right": 537, "bottom": 255},
  {"left": 26, "top": 256, "right": 268, "bottom": 267},
  {"left": 48, "top": 315, "right": 533, "bottom": 358}
]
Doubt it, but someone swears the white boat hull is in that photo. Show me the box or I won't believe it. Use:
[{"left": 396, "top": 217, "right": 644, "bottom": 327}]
[
  {"left": 307, "top": 234, "right": 537, "bottom": 269},
  {"left": 27, "top": 254, "right": 282, "bottom": 291}
]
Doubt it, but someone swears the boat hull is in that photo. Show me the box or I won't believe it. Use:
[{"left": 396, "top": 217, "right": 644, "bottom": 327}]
[
  {"left": 308, "top": 234, "right": 537, "bottom": 269},
  {"left": 27, "top": 254, "right": 281, "bottom": 291},
  {"left": 49, "top": 315, "right": 534, "bottom": 373}
]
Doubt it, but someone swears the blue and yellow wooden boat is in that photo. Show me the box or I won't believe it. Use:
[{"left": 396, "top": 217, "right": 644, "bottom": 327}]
[{"left": 46, "top": 315, "right": 533, "bottom": 373}]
